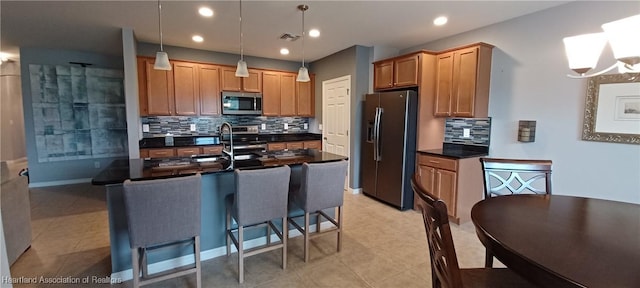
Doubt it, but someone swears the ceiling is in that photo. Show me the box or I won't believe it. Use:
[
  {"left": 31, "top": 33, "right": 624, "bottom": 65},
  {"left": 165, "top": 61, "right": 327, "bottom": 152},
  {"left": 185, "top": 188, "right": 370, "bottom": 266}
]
[{"left": 1, "top": 1, "right": 570, "bottom": 63}]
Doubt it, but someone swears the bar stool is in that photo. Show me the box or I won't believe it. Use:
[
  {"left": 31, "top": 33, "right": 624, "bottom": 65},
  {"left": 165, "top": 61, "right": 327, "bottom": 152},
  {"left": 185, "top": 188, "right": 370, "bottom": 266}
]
[
  {"left": 122, "top": 174, "right": 202, "bottom": 288},
  {"left": 225, "top": 165, "right": 291, "bottom": 283},
  {"left": 287, "top": 160, "right": 348, "bottom": 262}
]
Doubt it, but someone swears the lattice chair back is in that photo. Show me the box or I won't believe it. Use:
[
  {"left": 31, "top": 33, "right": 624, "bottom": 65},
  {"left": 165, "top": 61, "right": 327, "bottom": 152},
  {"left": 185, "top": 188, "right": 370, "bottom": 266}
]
[
  {"left": 411, "top": 175, "right": 463, "bottom": 288},
  {"left": 480, "top": 158, "right": 552, "bottom": 198}
]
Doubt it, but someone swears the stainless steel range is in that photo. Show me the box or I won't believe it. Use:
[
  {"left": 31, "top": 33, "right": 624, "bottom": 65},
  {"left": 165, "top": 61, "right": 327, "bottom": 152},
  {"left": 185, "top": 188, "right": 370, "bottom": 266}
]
[{"left": 221, "top": 124, "right": 266, "bottom": 168}]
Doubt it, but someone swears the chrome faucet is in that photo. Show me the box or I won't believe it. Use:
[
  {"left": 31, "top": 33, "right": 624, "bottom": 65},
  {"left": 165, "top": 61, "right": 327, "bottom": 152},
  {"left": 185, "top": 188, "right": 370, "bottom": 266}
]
[{"left": 220, "top": 122, "right": 234, "bottom": 169}]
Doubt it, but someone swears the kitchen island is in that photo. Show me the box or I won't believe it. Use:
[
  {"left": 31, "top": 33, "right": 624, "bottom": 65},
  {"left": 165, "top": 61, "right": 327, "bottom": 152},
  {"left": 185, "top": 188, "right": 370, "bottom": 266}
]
[{"left": 92, "top": 149, "right": 346, "bottom": 279}]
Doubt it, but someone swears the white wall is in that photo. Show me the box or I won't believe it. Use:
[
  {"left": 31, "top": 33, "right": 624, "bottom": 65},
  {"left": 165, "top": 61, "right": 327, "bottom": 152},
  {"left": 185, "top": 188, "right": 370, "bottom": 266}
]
[{"left": 403, "top": 1, "right": 640, "bottom": 203}]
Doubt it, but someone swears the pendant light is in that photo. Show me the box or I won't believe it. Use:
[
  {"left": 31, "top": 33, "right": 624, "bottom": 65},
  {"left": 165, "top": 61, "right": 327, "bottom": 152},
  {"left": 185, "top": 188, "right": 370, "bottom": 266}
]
[
  {"left": 296, "top": 4, "right": 310, "bottom": 82},
  {"left": 153, "top": 0, "right": 171, "bottom": 70},
  {"left": 235, "top": 0, "right": 249, "bottom": 77}
]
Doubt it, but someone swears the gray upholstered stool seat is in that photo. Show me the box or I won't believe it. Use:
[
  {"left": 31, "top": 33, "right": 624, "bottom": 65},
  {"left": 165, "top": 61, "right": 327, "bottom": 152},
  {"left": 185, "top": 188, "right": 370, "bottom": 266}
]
[
  {"left": 225, "top": 165, "right": 291, "bottom": 283},
  {"left": 122, "top": 173, "right": 202, "bottom": 288},
  {"left": 287, "top": 160, "right": 348, "bottom": 262}
]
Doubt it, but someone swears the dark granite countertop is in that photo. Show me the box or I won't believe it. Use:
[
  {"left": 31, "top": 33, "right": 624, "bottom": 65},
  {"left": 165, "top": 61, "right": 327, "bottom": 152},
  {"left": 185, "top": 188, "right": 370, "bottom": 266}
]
[
  {"left": 139, "top": 133, "right": 322, "bottom": 148},
  {"left": 418, "top": 143, "right": 489, "bottom": 159},
  {"left": 91, "top": 149, "right": 346, "bottom": 185}
]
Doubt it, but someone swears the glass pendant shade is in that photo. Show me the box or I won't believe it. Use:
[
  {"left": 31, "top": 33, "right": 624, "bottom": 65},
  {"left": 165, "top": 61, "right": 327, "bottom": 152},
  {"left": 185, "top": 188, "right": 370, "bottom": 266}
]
[
  {"left": 235, "top": 59, "right": 249, "bottom": 77},
  {"left": 602, "top": 14, "right": 640, "bottom": 66},
  {"left": 563, "top": 33, "right": 607, "bottom": 74},
  {"left": 154, "top": 51, "right": 171, "bottom": 70},
  {"left": 297, "top": 66, "right": 310, "bottom": 82}
]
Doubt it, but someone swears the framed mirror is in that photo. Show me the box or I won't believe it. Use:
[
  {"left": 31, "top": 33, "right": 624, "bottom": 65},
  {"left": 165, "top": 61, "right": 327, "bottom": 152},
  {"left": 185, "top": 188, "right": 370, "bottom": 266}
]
[{"left": 582, "top": 74, "right": 640, "bottom": 145}]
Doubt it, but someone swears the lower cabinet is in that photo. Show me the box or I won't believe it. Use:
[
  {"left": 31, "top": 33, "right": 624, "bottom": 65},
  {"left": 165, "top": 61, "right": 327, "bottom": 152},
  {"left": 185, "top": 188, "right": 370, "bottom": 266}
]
[
  {"left": 415, "top": 153, "right": 484, "bottom": 224},
  {"left": 267, "top": 140, "right": 322, "bottom": 151},
  {"left": 141, "top": 145, "right": 223, "bottom": 159}
]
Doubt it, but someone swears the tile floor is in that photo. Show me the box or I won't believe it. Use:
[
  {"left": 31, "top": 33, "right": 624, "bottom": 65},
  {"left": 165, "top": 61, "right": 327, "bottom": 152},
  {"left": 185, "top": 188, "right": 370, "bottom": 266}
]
[{"left": 8, "top": 183, "right": 493, "bottom": 287}]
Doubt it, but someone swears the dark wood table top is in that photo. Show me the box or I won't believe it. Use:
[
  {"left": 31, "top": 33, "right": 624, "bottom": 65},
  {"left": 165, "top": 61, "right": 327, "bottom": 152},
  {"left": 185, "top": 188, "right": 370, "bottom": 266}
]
[{"left": 471, "top": 194, "right": 640, "bottom": 288}]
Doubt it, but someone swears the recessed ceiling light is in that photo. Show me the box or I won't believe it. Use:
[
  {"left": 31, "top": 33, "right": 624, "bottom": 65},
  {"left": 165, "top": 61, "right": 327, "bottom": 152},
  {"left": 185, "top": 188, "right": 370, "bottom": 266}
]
[
  {"left": 309, "top": 29, "right": 320, "bottom": 38},
  {"left": 280, "top": 48, "right": 290, "bottom": 55},
  {"left": 433, "top": 16, "right": 448, "bottom": 26},
  {"left": 198, "top": 7, "right": 213, "bottom": 17},
  {"left": 192, "top": 35, "right": 204, "bottom": 43}
]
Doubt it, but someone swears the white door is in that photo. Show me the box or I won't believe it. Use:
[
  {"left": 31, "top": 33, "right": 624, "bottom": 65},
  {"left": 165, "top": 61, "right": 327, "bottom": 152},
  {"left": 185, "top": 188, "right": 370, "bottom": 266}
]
[{"left": 322, "top": 76, "right": 351, "bottom": 189}]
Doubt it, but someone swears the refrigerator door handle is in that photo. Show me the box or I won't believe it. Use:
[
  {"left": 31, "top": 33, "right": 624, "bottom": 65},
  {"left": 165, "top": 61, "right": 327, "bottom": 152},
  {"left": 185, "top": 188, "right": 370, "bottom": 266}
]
[
  {"left": 373, "top": 107, "right": 380, "bottom": 161},
  {"left": 374, "top": 107, "right": 384, "bottom": 161}
]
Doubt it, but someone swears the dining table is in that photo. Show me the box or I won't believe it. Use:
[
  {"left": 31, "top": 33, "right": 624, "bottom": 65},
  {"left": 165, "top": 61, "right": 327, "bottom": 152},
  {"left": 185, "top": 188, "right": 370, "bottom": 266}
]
[{"left": 471, "top": 194, "right": 640, "bottom": 288}]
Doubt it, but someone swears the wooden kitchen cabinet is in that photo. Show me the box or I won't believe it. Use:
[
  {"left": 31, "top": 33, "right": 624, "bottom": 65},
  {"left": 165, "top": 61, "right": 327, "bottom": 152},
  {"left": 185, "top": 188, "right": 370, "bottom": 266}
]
[
  {"left": 173, "top": 61, "right": 199, "bottom": 116},
  {"left": 267, "top": 142, "right": 286, "bottom": 151},
  {"left": 175, "top": 147, "right": 201, "bottom": 157},
  {"left": 415, "top": 153, "right": 484, "bottom": 224},
  {"left": 296, "top": 75, "right": 315, "bottom": 116},
  {"left": 434, "top": 43, "right": 493, "bottom": 117},
  {"left": 373, "top": 53, "right": 419, "bottom": 91},
  {"left": 303, "top": 140, "right": 321, "bottom": 150},
  {"left": 198, "top": 64, "right": 221, "bottom": 115},
  {"left": 201, "top": 146, "right": 223, "bottom": 155},
  {"left": 279, "top": 73, "right": 297, "bottom": 116},
  {"left": 138, "top": 57, "right": 174, "bottom": 116},
  {"left": 146, "top": 148, "right": 175, "bottom": 158},
  {"left": 286, "top": 142, "right": 304, "bottom": 150},
  {"left": 262, "top": 71, "right": 282, "bottom": 116},
  {"left": 221, "top": 67, "right": 262, "bottom": 93}
]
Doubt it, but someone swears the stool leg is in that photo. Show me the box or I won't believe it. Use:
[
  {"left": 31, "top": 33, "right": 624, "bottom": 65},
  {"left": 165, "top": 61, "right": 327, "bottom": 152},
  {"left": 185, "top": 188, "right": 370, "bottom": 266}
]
[
  {"left": 226, "top": 206, "right": 231, "bottom": 256},
  {"left": 238, "top": 225, "right": 244, "bottom": 283},
  {"left": 485, "top": 250, "right": 494, "bottom": 268},
  {"left": 337, "top": 206, "right": 343, "bottom": 253},
  {"left": 195, "top": 236, "right": 201, "bottom": 288},
  {"left": 304, "top": 212, "right": 310, "bottom": 262},
  {"left": 267, "top": 221, "right": 272, "bottom": 245},
  {"left": 282, "top": 217, "right": 287, "bottom": 270},
  {"left": 315, "top": 212, "right": 321, "bottom": 233},
  {"left": 131, "top": 248, "right": 140, "bottom": 288}
]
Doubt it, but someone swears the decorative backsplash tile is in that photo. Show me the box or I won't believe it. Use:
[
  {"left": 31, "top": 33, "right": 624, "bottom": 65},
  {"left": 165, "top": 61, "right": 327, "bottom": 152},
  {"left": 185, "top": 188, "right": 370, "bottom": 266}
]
[
  {"left": 444, "top": 118, "right": 491, "bottom": 146},
  {"left": 142, "top": 115, "right": 310, "bottom": 137}
]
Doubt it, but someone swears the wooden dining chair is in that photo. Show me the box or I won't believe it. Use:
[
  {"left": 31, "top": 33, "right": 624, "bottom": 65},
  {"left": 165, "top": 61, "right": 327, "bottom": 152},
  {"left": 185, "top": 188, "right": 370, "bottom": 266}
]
[
  {"left": 479, "top": 157, "right": 552, "bottom": 267},
  {"left": 410, "top": 175, "right": 539, "bottom": 288}
]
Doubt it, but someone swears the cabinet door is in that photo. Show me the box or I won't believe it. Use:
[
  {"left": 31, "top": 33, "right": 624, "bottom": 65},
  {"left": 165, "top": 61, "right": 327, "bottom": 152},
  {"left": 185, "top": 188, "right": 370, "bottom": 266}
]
[
  {"left": 144, "top": 59, "right": 174, "bottom": 115},
  {"left": 202, "top": 146, "right": 223, "bottom": 155},
  {"left": 394, "top": 54, "right": 419, "bottom": 87},
  {"left": 173, "top": 61, "right": 199, "bottom": 116},
  {"left": 373, "top": 60, "right": 394, "bottom": 90},
  {"left": 296, "top": 74, "right": 314, "bottom": 116},
  {"left": 418, "top": 165, "right": 436, "bottom": 195},
  {"left": 148, "top": 148, "right": 175, "bottom": 158},
  {"left": 436, "top": 169, "right": 457, "bottom": 217},
  {"left": 221, "top": 67, "right": 242, "bottom": 91},
  {"left": 139, "top": 149, "right": 150, "bottom": 158},
  {"left": 280, "top": 73, "right": 297, "bottom": 116},
  {"left": 176, "top": 147, "right": 201, "bottom": 157},
  {"left": 286, "top": 141, "right": 304, "bottom": 150},
  {"left": 242, "top": 69, "right": 262, "bottom": 93},
  {"left": 137, "top": 57, "right": 150, "bottom": 116},
  {"left": 267, "top": 143, "right": 286, "bottom": 151},
  {"left": 434, "top": 52, "right": 454, "bottom": 117},
  {"left": 262, "top": 71, "right": 281, "bottom": 116},
  {"left": 199, "top": 64, "right": 221, "bottom": 115},
  {"left": 303, "top": 140, "right": 321, "bottom": 150},
  {"left": 452, "top": 47, "right": 479, "bottom": 117}
]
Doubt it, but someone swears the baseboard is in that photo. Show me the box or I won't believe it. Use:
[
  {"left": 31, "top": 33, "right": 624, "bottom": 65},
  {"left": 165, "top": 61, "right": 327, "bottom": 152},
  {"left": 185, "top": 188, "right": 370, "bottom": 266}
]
[
  {"left": 110, "top": 221, "right": 334, "bottom": 281},
  {"left": 350, "top": 187, "right": 362, "bottom": 194},
  {"left": 28, "top": 178, "right": 92, "bottom": 188}
]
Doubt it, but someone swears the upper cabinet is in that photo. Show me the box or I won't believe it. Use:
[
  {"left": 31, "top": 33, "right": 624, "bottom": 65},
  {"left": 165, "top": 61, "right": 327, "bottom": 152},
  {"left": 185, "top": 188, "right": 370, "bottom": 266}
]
[
  {"left": 434, "top": 43, "right": 493, "bottom": 117},
  {"left": 172, "top": 61, "right": 199, "bottom": 116},
  {"left": 296, "top": 75, "right": 315, "bottom": 117},
  {"left": 373, "top": 53, "right": 419, "bottom": 91},
  {"left": 263, "top": 71, "right": 314, "bottom": 117},
  {"left": 221, "top": 67, "right": 262, "bottom": 93},
  {"left": 138, "top": 57, "right": 174, "bottom": 116},
  {"left": 198, "top": 64, "right": 221, "bottom": 116}
]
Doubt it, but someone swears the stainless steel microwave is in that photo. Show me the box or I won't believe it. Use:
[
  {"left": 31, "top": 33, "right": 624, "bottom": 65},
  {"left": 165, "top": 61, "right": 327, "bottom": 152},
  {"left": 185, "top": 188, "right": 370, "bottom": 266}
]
[{"left": 221, "top": 92, "right": 262, "bottom": 115}]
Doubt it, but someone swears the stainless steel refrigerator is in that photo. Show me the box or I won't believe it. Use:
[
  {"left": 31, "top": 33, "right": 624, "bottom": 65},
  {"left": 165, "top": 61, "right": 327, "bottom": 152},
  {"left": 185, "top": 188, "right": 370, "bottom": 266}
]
[{"left": 361, "top": 90, "right": 417, "bottom": 210}]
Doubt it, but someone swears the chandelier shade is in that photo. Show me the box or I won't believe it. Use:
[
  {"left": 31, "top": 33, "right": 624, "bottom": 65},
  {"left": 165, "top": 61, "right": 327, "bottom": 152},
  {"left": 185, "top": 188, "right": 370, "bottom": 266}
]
[{"left": 153, "top": 0, "right": 171, "bottom": 70}]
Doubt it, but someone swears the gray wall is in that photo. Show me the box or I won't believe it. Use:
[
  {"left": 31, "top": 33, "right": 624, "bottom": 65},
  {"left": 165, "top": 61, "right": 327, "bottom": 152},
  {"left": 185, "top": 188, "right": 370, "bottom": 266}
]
[
  {"left": 20, "top": 47, "right": 124, "bottom": 185},
  {"left": 1, "top": 61, "right": 26, "bottom": 161},
  {"left": 310, "top": 45, "right": 372, "bottom": 189},
  {"left": 402, "top": 1, "right": 640, "bottom": 204}
]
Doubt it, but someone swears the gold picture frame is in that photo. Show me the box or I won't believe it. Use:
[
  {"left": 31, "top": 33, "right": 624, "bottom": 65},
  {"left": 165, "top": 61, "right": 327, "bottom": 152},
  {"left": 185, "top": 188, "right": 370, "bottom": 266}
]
[{"left": 582, "top": 74, "right": 640, "bottom": 144}]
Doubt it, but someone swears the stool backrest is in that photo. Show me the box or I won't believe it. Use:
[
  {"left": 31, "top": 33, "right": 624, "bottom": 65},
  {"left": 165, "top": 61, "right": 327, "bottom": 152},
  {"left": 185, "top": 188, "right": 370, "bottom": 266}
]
[
  {"left": 234, "top": 165, "right": 291, "bottom": 226},
  {"left": 299, "top": 160, "right": 348, "bottom": 212},
  {"left": 123, "top": 174, "right": 202, "bottom": 248},
  {"left": 480, "top": 158, "right": 552, "bottom": 198}
]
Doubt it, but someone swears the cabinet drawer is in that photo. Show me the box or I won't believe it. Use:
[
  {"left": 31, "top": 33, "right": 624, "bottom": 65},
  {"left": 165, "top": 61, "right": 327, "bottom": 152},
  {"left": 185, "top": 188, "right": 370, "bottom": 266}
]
[
  {"left": 202, "top": 146, "right": 223, "bottom": 155},
  {"left": 268, "top": 143, "right": 286, "bottom": 151},
  {"left": 148, "top": 148, "right": 175, "bottom": 158},
  {"left": 303, "top": 140, "right": 321, "bottom": 150},
  {"left": 419, "top": 154, "right": 457, "bottom": 171},
  {"left": 286, "top": 142, "right": 304, "bottom": 150},
  {"left": 176, "top": 147, "right": 201, "bottom": 157}
]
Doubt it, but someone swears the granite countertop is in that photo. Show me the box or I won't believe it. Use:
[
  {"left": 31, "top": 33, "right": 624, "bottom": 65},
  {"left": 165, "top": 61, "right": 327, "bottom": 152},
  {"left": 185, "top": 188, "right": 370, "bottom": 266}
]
[
  {"left": 91, "top": 148, "right": 346, "bottom": 185},
  {"left": 419, "top": 143, "right": 489, "bottom": 159},
  {"left": 139, "top": 133, "right": 322, "bottom": 148}
]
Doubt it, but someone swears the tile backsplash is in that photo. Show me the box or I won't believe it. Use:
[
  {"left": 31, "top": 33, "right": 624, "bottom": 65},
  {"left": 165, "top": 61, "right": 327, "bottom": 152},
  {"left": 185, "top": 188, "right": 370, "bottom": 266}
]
[
  {"left": 142, "top": 115, "right": 309, "bottom": 137},
  {"left": 444, "top": 117, "right": 491, "bottom": 146}
]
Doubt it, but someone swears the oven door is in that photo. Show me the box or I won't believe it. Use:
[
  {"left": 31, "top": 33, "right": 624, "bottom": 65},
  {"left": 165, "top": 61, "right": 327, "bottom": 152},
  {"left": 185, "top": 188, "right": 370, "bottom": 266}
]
[{"left": 222, "top": 92, "right": 262, "bottom": 115}]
